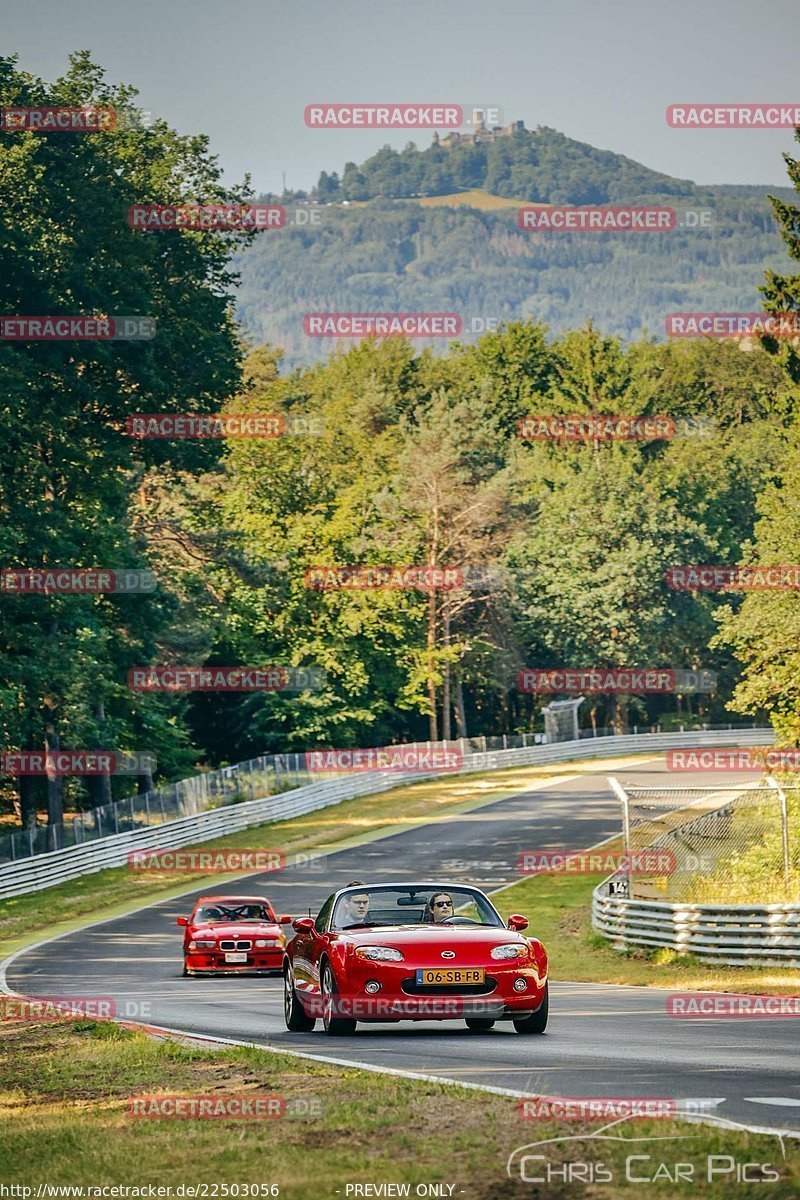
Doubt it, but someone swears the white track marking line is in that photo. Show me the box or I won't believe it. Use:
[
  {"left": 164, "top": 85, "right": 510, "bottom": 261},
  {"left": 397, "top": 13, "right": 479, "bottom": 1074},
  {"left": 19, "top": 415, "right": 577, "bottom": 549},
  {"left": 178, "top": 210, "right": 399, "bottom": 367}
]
[{"left": 109, "top": 1019, "right": 800, "bottom": 1142}]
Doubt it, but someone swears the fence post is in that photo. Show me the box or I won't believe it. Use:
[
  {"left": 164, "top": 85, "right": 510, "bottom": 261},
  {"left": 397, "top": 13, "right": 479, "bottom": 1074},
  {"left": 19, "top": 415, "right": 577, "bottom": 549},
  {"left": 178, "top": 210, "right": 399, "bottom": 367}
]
[
  {"left": 766, "top": 775, "right": 791, "bottom": 895},
  {"left": 608, "top": 776, "right": 632, "bottom": 899}
]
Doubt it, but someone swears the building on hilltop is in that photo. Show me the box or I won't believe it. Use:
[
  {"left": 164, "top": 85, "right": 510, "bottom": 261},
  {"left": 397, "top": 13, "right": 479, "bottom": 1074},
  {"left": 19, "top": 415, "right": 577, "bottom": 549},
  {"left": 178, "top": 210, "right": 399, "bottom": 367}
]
[{"left": 434, "top": 118, "right": 527, "bottom": 148}]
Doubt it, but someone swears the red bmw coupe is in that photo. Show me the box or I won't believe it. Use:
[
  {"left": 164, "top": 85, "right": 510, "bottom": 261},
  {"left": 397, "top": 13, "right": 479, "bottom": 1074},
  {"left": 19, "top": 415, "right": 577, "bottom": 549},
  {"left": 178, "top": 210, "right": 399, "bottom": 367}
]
[
  {"left": 283, "top": 882, "right": 548, "bottom": 1036},
  {"left": 177, "top": 894, "right": 292, "bottom": 976}
]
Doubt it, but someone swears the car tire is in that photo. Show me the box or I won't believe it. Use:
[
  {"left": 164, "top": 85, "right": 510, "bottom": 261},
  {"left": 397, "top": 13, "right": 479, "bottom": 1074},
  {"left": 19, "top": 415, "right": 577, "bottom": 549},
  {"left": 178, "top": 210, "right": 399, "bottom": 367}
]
[
  {"left": 465, "top": 1018, "right": 495, "bottom": 1032},
  {"left": 284, "top": 965, "right": 316, "bottom": 1032},
  {"left": 513, "top": 982, "right": 548, "bottom": 1034},
  {"left": 321, "top": 960, "right": 357, "bottom": 1036},
  {"left": 182, "top": 963, "right": 190, "bottom": 977}
]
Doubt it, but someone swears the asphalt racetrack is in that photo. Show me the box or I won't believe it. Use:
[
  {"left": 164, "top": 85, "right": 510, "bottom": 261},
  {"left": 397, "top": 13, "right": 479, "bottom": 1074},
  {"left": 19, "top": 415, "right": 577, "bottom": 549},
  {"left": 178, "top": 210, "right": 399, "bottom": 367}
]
[{"left": 7, "top": 757, "right": 800, "bottom": 1136}]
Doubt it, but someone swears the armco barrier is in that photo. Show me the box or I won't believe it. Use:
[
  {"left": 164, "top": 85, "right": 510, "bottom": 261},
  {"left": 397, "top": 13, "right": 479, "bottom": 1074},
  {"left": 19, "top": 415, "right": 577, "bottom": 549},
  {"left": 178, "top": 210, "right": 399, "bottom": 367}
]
[
  {"left": 0, "top": 728, "right": 771, "bottom": 899},
  {"left": 592, "top": 892, "right": 800, "bottom": 968}
]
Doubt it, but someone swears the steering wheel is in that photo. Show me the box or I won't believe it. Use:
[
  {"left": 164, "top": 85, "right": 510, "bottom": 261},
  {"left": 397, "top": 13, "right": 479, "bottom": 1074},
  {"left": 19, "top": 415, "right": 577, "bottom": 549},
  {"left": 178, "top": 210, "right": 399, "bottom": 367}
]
[{"left": 440, "top": 915, "right": 480, "bottom": 925}]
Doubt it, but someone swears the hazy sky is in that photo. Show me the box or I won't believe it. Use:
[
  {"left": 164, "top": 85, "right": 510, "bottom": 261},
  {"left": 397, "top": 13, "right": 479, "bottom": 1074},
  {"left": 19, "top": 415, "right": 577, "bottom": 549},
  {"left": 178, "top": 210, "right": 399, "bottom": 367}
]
[{"left": 5, "top": 0, "right": 799, "bottom": 194}]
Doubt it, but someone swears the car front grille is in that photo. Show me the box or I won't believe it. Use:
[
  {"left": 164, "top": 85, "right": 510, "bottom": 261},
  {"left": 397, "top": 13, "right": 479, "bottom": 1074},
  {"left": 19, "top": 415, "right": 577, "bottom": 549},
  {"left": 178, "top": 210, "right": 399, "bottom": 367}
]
[{"left": 219, "top": 939, "right": 252, "bottom": 951}]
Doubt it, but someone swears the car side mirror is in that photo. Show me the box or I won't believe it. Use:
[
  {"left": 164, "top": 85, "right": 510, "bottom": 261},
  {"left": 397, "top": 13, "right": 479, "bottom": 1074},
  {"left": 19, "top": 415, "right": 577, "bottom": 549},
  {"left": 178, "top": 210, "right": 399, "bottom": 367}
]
[
  {"left": 176, "top": 917, "right": 189, "bottom": 927},
  {"left": 508, "top": 914, "right": 529, "bottom": 932},
  {"left": 292, "top": 917, "right": 316, "bottom": 933},
  {"left": 279, "top": 914, "right": 292, "bottom": 924}
]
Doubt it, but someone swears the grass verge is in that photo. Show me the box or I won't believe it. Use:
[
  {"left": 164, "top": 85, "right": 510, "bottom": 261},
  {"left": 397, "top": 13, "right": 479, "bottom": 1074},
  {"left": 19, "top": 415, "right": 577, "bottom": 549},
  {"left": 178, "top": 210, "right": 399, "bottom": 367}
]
[
  {"left": 0, "top": 1019, "right": 797, "bottom": 1198},
  {"left": 492, "top": 869, "right": 800, "bottom": 993}
]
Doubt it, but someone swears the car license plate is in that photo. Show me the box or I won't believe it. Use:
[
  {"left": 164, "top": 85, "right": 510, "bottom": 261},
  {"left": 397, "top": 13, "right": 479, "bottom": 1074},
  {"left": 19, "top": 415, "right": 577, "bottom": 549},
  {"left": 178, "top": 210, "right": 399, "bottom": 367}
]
[
  {"left": 225, "top": 952, "right": 248, "bottom": 963},
  {"left": 415, "top": 968, "right": 485, "bottom": 986}
]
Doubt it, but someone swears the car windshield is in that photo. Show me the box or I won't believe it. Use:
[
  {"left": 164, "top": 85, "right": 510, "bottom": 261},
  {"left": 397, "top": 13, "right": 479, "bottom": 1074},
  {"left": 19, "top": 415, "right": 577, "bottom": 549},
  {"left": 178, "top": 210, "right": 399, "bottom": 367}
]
[
  {"left": 195, "top": 903, "right": 274, "bottom": 923},
  {"left": 330, "top": 886, "right": 503, "bottom": 931}
]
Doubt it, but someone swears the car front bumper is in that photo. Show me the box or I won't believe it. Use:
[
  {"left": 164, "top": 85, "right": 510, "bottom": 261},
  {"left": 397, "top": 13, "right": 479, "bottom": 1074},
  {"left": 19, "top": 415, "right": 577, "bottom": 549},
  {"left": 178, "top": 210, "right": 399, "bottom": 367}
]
[
  {"left": 300, "top": 961, "right": 547, "bottom": 1021},
  {"left": 185, "top": 949, "right": 284, "bottom": 974}
]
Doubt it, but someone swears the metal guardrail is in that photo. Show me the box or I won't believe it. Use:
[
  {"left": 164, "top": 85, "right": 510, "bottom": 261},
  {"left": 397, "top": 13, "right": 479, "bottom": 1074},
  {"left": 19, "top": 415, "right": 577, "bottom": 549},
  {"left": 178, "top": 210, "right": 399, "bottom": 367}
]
[
  {"left": 592, "top": 892, "right": 800, "bottom": 968},
  {"left": 0, "top": 727, "right": 771, "bottom": 900},
  {"left": 592, "top": 742, "right": 800, "bottom": 966},
  {"left": 0, "top": 722, "right": 756, "bottom": 865}
]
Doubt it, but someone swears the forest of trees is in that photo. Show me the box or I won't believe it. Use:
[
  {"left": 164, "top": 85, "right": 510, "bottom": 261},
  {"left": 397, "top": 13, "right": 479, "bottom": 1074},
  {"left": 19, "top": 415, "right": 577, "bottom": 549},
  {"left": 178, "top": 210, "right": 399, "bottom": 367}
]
[
  {"left": 237, "top": 194, "right": 793, "bottom": 369},
  {"left": 3, "top": 54, "right": 800, "bottom": 831}
]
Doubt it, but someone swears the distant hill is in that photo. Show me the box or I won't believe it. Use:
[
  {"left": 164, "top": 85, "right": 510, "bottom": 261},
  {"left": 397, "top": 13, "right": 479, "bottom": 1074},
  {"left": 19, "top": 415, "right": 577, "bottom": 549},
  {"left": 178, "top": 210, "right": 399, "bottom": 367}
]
[
  {"left": 236, "top": 124, "right": 795, "bottom": 368},
  {"left": 312, "top": 124, "right": 700, "bottom": 205}
]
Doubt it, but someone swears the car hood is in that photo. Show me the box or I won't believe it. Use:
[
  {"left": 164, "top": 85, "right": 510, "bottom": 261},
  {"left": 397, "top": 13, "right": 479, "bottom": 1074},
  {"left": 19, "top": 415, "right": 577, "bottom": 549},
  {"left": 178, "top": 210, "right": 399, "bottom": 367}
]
[
  {"left": 191, "top": 922, "right": 283, "bottom": 937},
  {"left": 334, "top": 925, "right": 530, "bottom": 948}
]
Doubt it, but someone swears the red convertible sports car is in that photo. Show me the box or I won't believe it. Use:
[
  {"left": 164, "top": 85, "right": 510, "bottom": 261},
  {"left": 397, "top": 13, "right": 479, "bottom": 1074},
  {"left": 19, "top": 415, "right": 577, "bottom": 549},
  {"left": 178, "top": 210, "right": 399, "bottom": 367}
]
[
  {"left": 177, "top": 894, "right": 292, "bottom": 976},
  {"left": 283, "top": 881, "right": 548, "bottom": 1036}
]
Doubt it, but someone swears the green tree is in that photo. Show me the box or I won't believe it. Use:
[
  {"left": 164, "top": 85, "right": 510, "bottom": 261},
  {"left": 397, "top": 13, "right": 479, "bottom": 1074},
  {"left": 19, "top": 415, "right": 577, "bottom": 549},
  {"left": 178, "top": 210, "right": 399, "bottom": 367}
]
[{"left": 0, "top": 52, "right": 244, "bottom": 826}]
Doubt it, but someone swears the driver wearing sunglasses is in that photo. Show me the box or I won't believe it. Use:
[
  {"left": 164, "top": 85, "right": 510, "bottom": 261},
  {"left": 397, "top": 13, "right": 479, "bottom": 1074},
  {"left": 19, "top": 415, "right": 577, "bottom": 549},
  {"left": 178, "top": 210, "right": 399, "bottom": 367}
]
[{"left": 427, "top": 892, "right": 454, "bottom": 923}]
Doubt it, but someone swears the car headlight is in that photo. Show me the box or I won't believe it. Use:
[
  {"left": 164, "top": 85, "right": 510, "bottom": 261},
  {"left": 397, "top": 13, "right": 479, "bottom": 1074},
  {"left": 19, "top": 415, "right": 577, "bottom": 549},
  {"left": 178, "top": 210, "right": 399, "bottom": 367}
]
[
  {"left": 190, "top": 939, "right": 216, "bottom": 950},
  {"left": 355, "top": 946, "right": 404, "bottom": 961},
  {"left": 491, "top": 944, "right": 527, "bottom": 960},
  {"left": 255, "top": 939, "right": 279, "bottom": 948}
]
